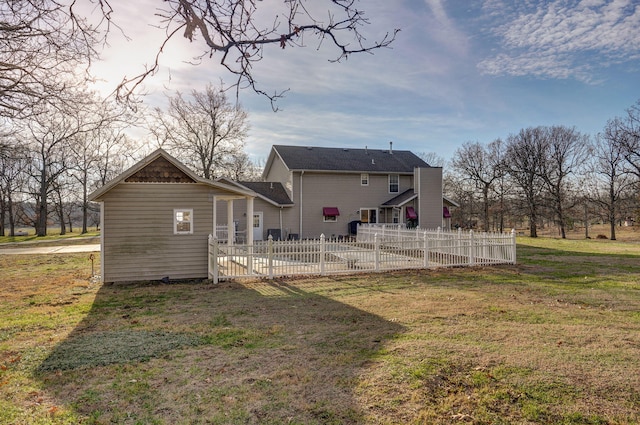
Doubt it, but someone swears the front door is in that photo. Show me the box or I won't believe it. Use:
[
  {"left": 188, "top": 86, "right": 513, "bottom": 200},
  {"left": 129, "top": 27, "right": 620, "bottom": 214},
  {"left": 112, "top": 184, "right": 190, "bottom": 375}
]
[
  {"left": 360, "top": 208, "right": 377, "bottom": 224},
  {"left": 253, "top": 212, "right": 263, "bottom": 241}
]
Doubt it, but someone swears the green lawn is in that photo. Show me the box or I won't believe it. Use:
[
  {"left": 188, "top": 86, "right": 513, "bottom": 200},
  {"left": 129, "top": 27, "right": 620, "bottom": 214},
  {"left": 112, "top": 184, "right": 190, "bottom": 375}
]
[
  {"left": 0, "top": 229, "right": 100, "bottom": 245},
  {"left": 0, "top": 236, "right": 638, "bottom": 424}
]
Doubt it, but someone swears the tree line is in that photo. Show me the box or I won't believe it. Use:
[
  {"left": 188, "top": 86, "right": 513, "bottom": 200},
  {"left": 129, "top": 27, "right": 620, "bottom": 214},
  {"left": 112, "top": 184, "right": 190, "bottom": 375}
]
[
  {"left": 0, "top": 83, "right": 260, "bottom": 237},
  {"left": 446, "top": 100, "right": 640, "bottom": 240}
]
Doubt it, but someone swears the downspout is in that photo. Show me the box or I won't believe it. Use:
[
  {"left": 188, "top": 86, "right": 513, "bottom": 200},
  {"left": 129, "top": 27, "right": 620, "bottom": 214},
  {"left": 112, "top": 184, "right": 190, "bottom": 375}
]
[
  {"left": 279, "top": 207, "right": 283, "bottom": 239},
  {"left": 99, "top": 202, "right": 105, "bottom": 282},
  {"left": 415, "top": 167, "right": 421, "bottom": 228},
  {"left": 299, "top": 171, "right": 304, "bottom": 237}
]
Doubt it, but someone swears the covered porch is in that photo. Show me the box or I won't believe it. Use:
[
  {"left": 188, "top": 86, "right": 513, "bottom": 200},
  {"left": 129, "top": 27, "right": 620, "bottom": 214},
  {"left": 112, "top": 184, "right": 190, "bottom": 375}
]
[{"left": 212, "top": 195, "right": 255, "bottom": 246}]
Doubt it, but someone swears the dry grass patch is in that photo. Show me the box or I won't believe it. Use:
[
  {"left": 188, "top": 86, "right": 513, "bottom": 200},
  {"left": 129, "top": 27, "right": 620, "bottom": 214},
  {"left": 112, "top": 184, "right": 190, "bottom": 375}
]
[{"left": 1, "top": 237, "right": 639, "bottom": 424}]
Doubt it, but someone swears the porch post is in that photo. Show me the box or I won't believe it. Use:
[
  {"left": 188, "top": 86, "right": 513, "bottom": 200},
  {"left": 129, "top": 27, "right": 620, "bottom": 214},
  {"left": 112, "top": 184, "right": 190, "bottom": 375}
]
[
  {"left": 212, "top": 195, "right": 217, "bottom": 239},
  {"left": 246, "top": 196, "right": 254, "bottom": 276},
  {"left": 246, "top": 196, "right": 254, "bottom": 247},
  {"left": 227, "top": 199, "right": 234, "bottom": 245}
]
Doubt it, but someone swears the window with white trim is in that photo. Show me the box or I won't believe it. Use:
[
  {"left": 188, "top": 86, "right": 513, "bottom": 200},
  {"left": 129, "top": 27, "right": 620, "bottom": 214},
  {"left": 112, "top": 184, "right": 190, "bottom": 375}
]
[
  {"left": 389, "top": 174, "right": 399, "bottom": 193},
  {"left": 174, "top": 209, "right": 193, "bottom": 234},
  {"left": 361, "top": 173, "right": 369, "bottom": 186}
]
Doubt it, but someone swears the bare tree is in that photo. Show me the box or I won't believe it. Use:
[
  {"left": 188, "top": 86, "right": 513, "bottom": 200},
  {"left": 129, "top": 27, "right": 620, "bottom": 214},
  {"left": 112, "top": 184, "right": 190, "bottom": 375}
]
[
  {"left": 540, "top": 126, "right": 589, "bottom": 239},
  {"left": 505, "top": 127, "right": 547, "bottom": 238},
  {"left": 607, "top": 100, "right": 640, "bottom": 179},
  {"left": 117, "top": 1, "right": 399, "bottom": 109},
  {"left": 587, "top": 132, "right": 636, "bottom": 240},
  {"left": 0, "top": 135, "right": 29, "bottom": 236},
  {"left": 69, "top": 99, "right": 135, "bottom": 233},
  {"left": 443, "top": 170, "right": 476, "bottom": 229},
  {"left": 151, "top": 83, "right": 249, "bottom": 180},
  {"left": 417, "top": 151, "right": 445, "bottom": 167},
  {"left": 0, "top": 0, "right": 104, "bottom": 118},
  {"left": 23, "top": 89, "right": 112, "bottom": 236},
  {"left": 451, "top": 140, "right": 505, "bottom": 231},
  {"left": 221, "top": 151, "right": 262, "bottom": 181}
]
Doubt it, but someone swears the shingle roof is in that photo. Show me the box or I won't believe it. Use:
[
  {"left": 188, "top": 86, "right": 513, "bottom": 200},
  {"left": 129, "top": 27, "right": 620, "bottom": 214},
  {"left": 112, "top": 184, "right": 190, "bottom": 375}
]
[
  {"left": 238, "top": 181, "right": 293, "bottom": 206},
  {"left": 381, "top": 189, "right": 417, "bottom": 207},
  {"left": 273, "top": 145, "right": 430, "bottom": 173}
]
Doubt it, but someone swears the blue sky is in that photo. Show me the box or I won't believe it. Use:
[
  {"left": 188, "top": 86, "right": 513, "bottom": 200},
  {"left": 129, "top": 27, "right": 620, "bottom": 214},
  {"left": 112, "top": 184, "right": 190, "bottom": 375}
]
[{"left": 90, "top": 0, "right": 640, "bottom": 164}]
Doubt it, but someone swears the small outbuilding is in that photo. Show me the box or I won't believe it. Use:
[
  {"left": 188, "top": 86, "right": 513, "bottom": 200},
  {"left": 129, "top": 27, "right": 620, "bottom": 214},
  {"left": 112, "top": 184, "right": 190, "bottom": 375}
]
[{"left": 89, "top": 149, "right": 256, "bottom": 283}]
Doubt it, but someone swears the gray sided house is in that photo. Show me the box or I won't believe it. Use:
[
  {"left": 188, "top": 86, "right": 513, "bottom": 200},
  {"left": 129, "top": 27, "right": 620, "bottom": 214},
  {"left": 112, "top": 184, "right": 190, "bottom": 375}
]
[
  {"left": 89, "top": 149, "right": 256, "bottom": 283},
  {"left": 225, "top": 145, "right": 447, "bottom": 241}
]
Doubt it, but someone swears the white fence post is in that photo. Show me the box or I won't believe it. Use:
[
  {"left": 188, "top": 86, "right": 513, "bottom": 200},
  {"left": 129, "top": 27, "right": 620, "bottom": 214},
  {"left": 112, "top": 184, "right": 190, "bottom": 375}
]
[
  {"left": 320, "top": 234, "right": 326, "bottom": 275},
  {"left": 374, "top": 233, "right": 380, "bottom": 272},
  {"left": 482, "top": 232, "right": 487, "bottom": 264},
  {"left": 423, "top": 231, "right": 429, "bottom": 268},
  {"left": 208, "top": 234, "right": 212, "bottom": 280},
  {"left": 511, "top": 228, "right": 517, "bottom": 264},
  {"left": 469, "top": 230, "right": 475, "bottom": 266},
  {"left": 247, "top": 241, "right": 253, "bottom": 276},
  {"left": 268, "top": 234, "right": 274, "bottom": 280},
  {"left": 211, "top": 236, "right": 219, "bottom": 284}
]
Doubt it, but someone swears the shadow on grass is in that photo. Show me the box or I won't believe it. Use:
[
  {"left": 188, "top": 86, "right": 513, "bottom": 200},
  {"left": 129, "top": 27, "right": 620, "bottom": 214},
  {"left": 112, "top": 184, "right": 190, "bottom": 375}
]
[{"left": 36, "top": 279, "right": 405, "bottom": 424}]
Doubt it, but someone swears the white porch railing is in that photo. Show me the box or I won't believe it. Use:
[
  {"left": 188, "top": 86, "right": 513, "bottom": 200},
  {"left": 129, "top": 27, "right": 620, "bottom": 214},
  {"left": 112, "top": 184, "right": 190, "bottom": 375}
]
[
  {"left": 215, "top": 224, "right": 246, "bottom": 244},
  {"left": 208, "top": 225, "right": 516, "bottom": 282}
]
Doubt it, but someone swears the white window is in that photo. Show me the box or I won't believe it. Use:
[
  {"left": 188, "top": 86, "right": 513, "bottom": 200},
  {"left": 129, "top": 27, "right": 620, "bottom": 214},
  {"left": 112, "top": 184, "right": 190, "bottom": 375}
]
[
  {"left": 361, "top": 173, "right": 369, "bottom": 186},
  {"left": 174, "top": 209, "right": 193, "bottom": 234},
  {"left": 389, "top": 174, "right": 399, "bottom": 193}
]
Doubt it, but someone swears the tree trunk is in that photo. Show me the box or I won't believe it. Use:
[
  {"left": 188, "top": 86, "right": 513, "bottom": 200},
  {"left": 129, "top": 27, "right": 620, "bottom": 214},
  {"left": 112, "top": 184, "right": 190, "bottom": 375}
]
[
  {"left": 529, "top": 208, "right": 538, "bottom": 238},
  {"left": 59, "top": 205, "right": 66, "bottom": 235},
  {"left": 82, "top": 170, "right": 88, "bottom": 233},
  {"left": 557, "top": 205, "right": 566, "bottom": 239},
  {"left": 37, "top": 166, "right": 48, "bottom": 236},
  {"left": 482, "top": 185, "right": 490, "bottom": 232},
  {"left": 0, "top": 202, "right": 4, "bottom": 236},
  {"left": 36, "top": 199, "right": 47, "bottom": 236},
  {"left": 609, "top": 185, "right": 616, "bottom": 240},
  {"left": 584, "top": 203, "right": 589, "bottom": 239},
  {"left": 7, "top": 194, "right": 15, "bottom": 237}
]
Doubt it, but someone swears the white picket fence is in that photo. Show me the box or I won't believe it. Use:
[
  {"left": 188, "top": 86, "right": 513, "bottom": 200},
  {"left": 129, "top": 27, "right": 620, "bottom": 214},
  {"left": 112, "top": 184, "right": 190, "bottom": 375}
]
[{"left": 208, "top": 225, "right": 516, "bottom": 282}]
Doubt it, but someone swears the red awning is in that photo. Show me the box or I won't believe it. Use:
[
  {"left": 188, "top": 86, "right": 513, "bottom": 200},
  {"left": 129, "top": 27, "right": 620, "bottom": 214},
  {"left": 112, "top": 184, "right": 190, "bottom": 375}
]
[
  {"left": 406, "top": 206, "right": 417, "bottom": 219},
  {"left": 443, "top": 206, "right": 451, "bottom": 218},
  {"left": 323, "top": 207, "right": 340, "bottom": 216}
]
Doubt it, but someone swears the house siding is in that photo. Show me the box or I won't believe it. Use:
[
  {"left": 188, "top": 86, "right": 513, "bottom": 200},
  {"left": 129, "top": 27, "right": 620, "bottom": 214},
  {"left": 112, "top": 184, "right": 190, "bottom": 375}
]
[
  {"left": 264, "top": 155, "right": 293, "bottom": 197},
  {"left": 100, "top": 183, "right": 215, "bottom": 283},
  {"left": 416, "top": 167, "right": 443, "bottom": 229},
  {"left": 297, "top": 171, "right": 414, "bottom": 238}
]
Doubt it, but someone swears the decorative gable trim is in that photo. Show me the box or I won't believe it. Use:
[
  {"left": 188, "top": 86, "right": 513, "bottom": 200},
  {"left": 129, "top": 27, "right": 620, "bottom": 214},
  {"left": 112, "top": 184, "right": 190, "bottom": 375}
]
[
  {"left": 125, "top": 156, "right": 197, "bottom": 183},
  {"left": 89, "top": 148, "right": 256, "bottom": 202}
]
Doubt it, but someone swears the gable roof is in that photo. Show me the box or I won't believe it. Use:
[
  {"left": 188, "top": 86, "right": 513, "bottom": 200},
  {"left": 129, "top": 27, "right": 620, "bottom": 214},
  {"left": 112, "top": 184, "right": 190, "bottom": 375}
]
[
  {"left": 238, "top": 181, "right": 294, "bottom": 206},
  {"left": 217, "top": 178, "right": 294, "bottom": 207},
  {"left": 89, "top": 148, "right": 256, "bottom": 201},
  {"left": 268, "top": 145, "right": 430, "bottom": 174}
]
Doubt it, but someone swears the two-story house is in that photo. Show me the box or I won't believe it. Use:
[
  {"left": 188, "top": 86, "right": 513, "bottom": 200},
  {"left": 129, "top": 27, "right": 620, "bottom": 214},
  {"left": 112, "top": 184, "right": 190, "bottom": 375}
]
[{"left": 222, "top": 144, "right": 446, "bottom": 240}]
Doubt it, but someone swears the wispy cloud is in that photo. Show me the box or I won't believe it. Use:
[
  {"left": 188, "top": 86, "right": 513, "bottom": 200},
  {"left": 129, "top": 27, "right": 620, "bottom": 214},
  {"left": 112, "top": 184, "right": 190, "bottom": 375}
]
[{"left": 478, "top": 0, "right": 640, "bottom": 82}]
